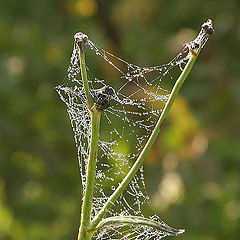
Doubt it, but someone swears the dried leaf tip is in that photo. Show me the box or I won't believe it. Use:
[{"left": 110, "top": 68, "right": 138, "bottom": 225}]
[
  {"left": 74, "top": 32, "right": 89, "bottom": 47},
  {"left": 201, "top": 19, "right": 214, "bottom": 35}
]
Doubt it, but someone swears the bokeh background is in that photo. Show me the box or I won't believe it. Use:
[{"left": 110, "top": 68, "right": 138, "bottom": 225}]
[{"left": 0, "top": 0, "right": 239, "bottom": 239}]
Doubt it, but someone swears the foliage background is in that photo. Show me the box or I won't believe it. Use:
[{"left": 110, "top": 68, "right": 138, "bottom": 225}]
[{"left": 0, "top": 0, "right": 239, "bottom": 239}]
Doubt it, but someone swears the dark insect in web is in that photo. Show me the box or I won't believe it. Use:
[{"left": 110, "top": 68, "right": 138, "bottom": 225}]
[{"left": 94, "top": 85, "right": 115, "bottom": 111}]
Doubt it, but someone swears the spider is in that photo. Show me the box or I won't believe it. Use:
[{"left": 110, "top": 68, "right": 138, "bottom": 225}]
[{"left": 94, "top": 85, "right": 115, "bottom": 111}]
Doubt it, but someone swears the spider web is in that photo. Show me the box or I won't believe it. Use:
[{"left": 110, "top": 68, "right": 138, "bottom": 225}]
[{"left": 56, "top": 20, "right": 213, "bottom": 240}]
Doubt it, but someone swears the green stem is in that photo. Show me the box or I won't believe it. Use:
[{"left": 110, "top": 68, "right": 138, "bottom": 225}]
[
  {"left": 78, "top": 109, "right": 101, "bottom": 240},
  {"left": 92, "top": 216, "right": 185, "bottom": 236},
  {"left": 78, "top": 43, "right": 94, "bottom": 108},
  {"left": 76, "top": 41, "right": 101, "bottom": 240},
  {"left": 90, "top": 49, "right": 201, "bottom": 229}
]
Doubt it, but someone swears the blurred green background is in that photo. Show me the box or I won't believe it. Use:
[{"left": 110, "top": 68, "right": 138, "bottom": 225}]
[{"left": 0, "top": 0, "right": 239, "bottom": 239}]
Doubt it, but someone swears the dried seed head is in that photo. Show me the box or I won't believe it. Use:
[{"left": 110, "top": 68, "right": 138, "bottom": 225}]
[
  {"left": 201, "top": 19, "right": 215, "bottom": 35},
  {"left": 74, "top": 32, "right": 89, "bottom": 47}
]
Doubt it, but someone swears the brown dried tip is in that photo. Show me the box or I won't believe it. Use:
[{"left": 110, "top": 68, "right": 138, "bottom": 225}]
[
  {"left": 74, "top": 32, "right": 89, "bottom": 47},
  {"left": 201, "top": 19, "right": 214, "bottom": 35},
  {"left": 185, "top": 19, "right": 214, "bottom": 56}
]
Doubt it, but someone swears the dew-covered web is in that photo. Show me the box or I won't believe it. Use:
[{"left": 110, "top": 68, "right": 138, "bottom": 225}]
[{"left": 56, "top": 20, "right": 213, "bottom": 240}]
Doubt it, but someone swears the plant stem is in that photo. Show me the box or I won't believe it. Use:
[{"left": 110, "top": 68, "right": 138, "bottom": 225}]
[
  {"left": 93, "top": 216, "right": 185, "bottom": 235},
  {"left": 90, "top": 49, "right": 201, "bottom": 229},
  {"left": 78, "top": 43, "right": 94, "bottom": 108},
  {"left": 76, "top": 41, "right": 101, "bottom": 240},
  {"left": 78, "top": 109, "right": 101, "bottom": 240}
]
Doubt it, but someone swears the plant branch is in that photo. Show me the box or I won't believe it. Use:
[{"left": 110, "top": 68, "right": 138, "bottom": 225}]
[
  {"left": 74, "top": 33, "right": 101, "bottom": 240},
  {"left": 90, "top": 19, "right": 214, "bottom": 229},
  {"left": 90, "top": 216, "right": 185, "bottom": 236},
  {"left": 72, "top": 20, "right": 214, "bottom": 239},
  {"left": 74, "top": 32, "right": 94, "bottom": 108},
  {"left": 78, "top": 109, "right": 101, "bottom": 240},
  {"left": 90, "top": 48, "right": 201, "bottom": 229}
]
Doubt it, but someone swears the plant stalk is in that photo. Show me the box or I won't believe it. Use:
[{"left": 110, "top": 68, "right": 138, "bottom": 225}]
[
  {"left": 78, "top": 42, "right": 94, "bottom": 108},
  {"left": 76, "top": 41, "right": 101, "bottom": 240},
  {"left": 78, "top": 110, "right": 101, "bottom": 240},
  {"left": 93, "top": 216, "right": 185, "bottom": 235},
  {"left": 90, "top": 49, "right": 201, "bottom": 229}
]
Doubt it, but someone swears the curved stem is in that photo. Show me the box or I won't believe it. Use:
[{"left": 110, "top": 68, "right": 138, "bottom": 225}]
[
  {"left": 91, "top": 216, "right": 185, "bottom": 236},
  {"left": 90, "top": 49, "right": 200, "bottom": 229}
]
